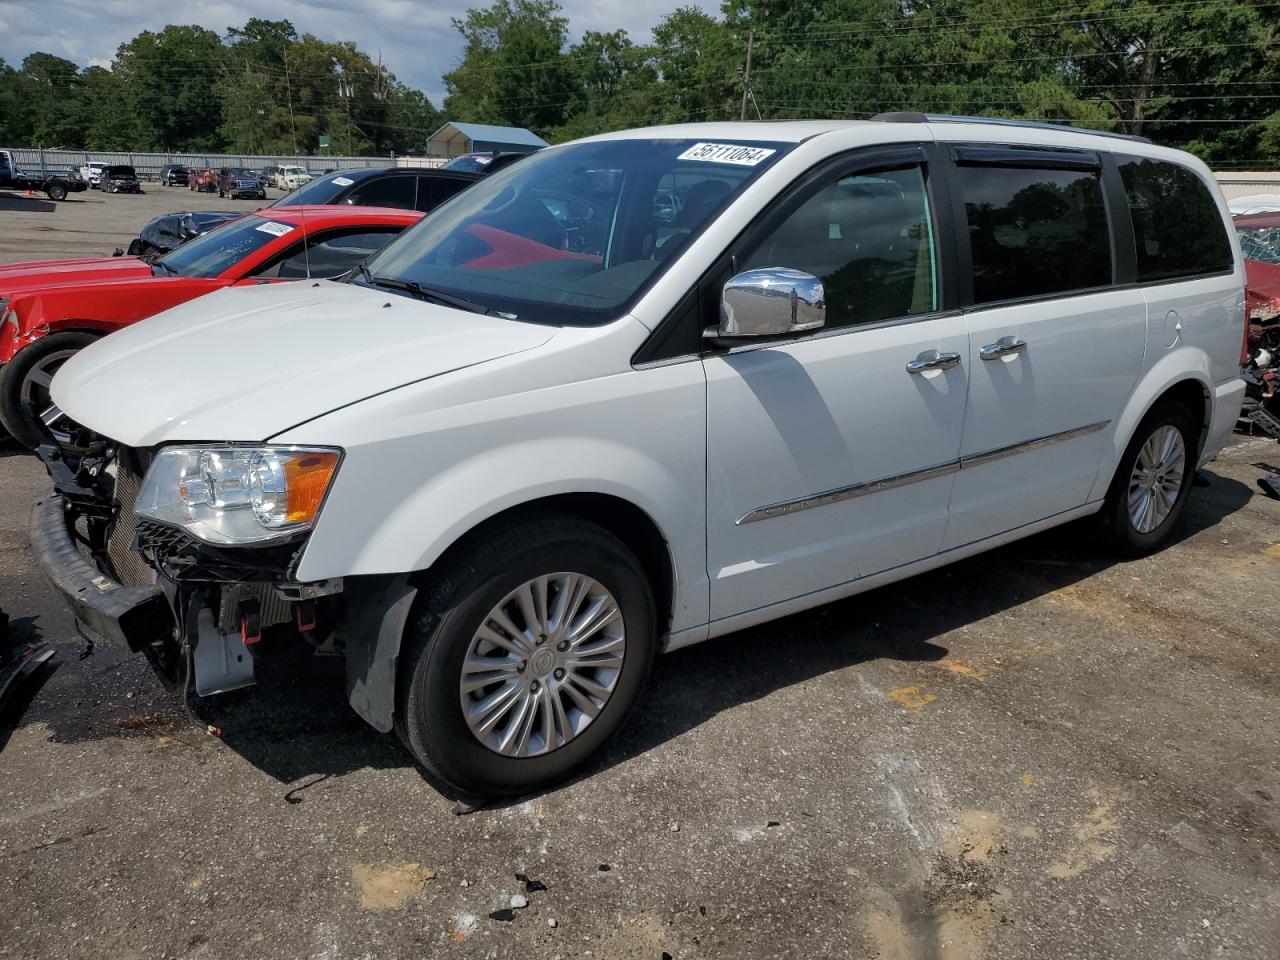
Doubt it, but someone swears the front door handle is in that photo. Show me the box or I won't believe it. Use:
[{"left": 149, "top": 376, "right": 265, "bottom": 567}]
[
  {"left": 906, "top": 350, "right": 962, "bottom": 374},
  {"left": 980, "top": 335, "right": 1028, "bottom": 360}
]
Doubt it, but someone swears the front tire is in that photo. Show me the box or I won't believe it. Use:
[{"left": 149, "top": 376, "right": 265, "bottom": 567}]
[
  {"left": 1097, "top": 400, "right": 1197, "bottom": 555},
  {"left": 0, "top": 331, "right": 100, "bottom": 448},
  {"left": 397, "top": 515, "right": 656, "bottom": 796}
]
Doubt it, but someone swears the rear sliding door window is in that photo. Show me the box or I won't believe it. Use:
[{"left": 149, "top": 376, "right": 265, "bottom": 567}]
[
  {"left": 1119, "top": 158, "right": 1233, "bottom": 281},
  {"left": 956, "top": 164, "right": 1112, "bottom": 304}
]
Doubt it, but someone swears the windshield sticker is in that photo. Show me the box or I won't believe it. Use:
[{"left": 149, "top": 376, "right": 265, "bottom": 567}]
[
  {"left": 332, "top": 176, "right": 354, "bottom": 186},
  {"left": 677, "top": 142, "right": 777, "bottom": 166},
  {"left": 255, "top": 221, "right": 294, "bottom": 237}
]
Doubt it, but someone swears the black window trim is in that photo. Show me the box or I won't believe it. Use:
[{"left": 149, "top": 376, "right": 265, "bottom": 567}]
[
  {"left": 633, "top": 142, "right": 961, "bottom": 367},
  {"left": 941, "top": 141, "right": 1123, "bottom": 312}
]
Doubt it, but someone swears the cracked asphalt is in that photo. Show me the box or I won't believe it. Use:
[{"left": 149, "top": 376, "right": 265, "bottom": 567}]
[{"left": 1, "top": 191, "right": 1279, "bottom": 959}]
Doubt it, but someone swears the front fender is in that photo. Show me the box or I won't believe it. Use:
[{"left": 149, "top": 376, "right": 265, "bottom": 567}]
[
  {"left": 283, "top": 349, "right": 710, "bottom": 636},
  {"left": 0, "top": 297, "right": 119, "bottom": 362},
  {"left": 1086, "top": 345, "right": 1215, "bottom": 502}
]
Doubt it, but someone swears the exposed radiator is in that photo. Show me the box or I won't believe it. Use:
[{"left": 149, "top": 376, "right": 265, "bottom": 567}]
[
  {"left": 106, "top": 464, "right": 156, "bottom": 588},
  {"left": 109, "top": 459, "right": 292, "bottom": 629}
]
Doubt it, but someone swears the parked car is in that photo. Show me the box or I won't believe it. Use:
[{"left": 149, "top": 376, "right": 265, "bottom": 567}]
[
  {"left": 123, "top": 210, "right": 244, "bottom": 257},
  {"left": 190, "top": 168, "right": 218, "bottom": 193},
  {"left": 218, "top": 167, "right": 267, "bottom": 200},
  {"left": 441, "top": 152, "right": 530, "bottom": 175},
  {"left": 272, "top": 166, "right": 481, "bottom": 212},
  {"left": 78, "top": 162, "right": 110, "bottom": 190},
  {"left": 159, "top": 164, "right": 190, "bottom": 187},
  {"left": 275, "top": 165, "right": 312, "bottom": 190},
  {"left": 1234, "top": 211, "right": 1280, "bottom": 415},
  {"left": 30, "top": 118, "right": 1246, "bottom": 796},
  {"left": 102, "top": 165, "right": 141, "bottom": 194},
  {"left": 0, "top": 150, "right": 87, "bottom": 201},
  {"left": 0, "top": 205, "right": 421, "bottom": 447},
  {"left": 258, "top": 165, "right": 280, "bottom": 188}
]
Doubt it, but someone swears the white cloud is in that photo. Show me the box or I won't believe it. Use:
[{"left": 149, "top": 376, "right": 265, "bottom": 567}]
[{"left": 0, "top": 0, "right": 712, "bottom": 108}]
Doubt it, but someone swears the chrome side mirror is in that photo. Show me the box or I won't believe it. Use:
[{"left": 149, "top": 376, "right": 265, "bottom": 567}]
[{"left": 718, "top": 267, "right": 825, "bottom": 339}]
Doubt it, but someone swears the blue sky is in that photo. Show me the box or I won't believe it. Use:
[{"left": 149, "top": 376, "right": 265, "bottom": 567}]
[{"left": 0, "top": 0, "right": 709, "bottom": 107}]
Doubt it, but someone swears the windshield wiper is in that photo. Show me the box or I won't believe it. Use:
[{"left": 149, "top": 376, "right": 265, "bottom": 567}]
[
  {"left": 151, "top": 259, "right": 178, "bottom": 277},
  {"left": 357, "top": 266, "right": 495, "bottom": 316}
]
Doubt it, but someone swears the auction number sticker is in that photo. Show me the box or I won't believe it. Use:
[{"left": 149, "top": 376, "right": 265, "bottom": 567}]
[
  {"left": 255, "top": 221, "right": 294, "bottom": 237},
  {"left": 677, "top": 142, "right": 776, "bottom": 166},
  {"left": 332, "top": 176, "right": 354, "bottom": 186}
]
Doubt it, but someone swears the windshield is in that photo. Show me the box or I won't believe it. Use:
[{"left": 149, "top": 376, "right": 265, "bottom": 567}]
[
  {"left": 273, "top": 170, "right": 364, "bottom": 207},
  {"left": 156, "top": 214, "right": 292, "bottom": 278},
  {"left": 358, "top": 138, "right": 789, "bottom": 325},
  {"left": 1238, "top": 224, "right": 1280, "bottom": 264}
]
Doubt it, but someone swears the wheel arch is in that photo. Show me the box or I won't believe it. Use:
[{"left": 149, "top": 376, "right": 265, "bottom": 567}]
[
  {"left": 414, "top": 492, "right": 676, "bottom": 641},
  {"left": 1089, "top": 351, "right": 1214, "bottom": 502}
]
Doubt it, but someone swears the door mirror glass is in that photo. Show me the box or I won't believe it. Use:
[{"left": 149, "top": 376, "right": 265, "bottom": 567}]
[{"left": 719, "top": 267, "right": 825, "bottom": 338}]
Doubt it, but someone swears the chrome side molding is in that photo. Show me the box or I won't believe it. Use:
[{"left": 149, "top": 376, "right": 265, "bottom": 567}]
[{"left": 737, "top": 420, "right": 1110, "bottom": 525}]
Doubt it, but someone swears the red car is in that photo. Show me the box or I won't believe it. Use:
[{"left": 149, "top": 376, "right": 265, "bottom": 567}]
[
  {"left": 0, "top": 205, "right": 423, "bottom": 447},
  {"left": 1235, "top": 212, "right": 1280, "bottom": 414}
]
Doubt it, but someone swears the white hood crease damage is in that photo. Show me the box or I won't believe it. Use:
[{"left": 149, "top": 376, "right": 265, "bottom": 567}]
[{"left": 50, "top": 280, "right": 557, "bottom": 447}]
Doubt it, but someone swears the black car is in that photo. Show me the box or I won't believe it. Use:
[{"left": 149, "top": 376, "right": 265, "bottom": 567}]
[
  {"left": 272, "top": 167, "right": 481, "bottom": 213},
  {"left": 103, "top": 165, "right": 141, "bottom": 194},
  {"left": 121, "top": 210, "right": 243, "bottom": 257},
  {"left": 218, "top": 167, "right": 267, "bottom": 200},
  {"left": 159, "top": 164, "right": 189, "bottom": 186},
  {"left": 257, "top": 165, "right": 280, "bottom": 188}
]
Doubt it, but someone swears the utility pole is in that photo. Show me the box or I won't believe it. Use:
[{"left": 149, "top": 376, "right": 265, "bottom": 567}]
[
  {"left": 284, "top": 59, "right": 299, "bottom": 154},
  {"left": 740, "top": 30, "right": 755, "bottom": 123}
]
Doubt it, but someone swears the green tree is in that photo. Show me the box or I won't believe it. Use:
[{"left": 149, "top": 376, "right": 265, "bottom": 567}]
[
  {"left": 114, "top": 26, "right": 228, "bottom": 150},
  {"left": 443, "top": 0, "right": 576, "bottom": 134},
  {"left": 650, "top": 7, "right": 738, "bottom": 123}
]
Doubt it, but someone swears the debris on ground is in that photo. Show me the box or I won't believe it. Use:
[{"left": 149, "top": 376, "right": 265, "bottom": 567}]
[{"left": 0, "top": 607, "right": 57, "bottom": 724}]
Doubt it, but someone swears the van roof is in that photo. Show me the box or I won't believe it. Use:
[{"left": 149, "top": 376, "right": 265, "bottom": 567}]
[{"left": 572, "top": 116, "right": 1158, "bottom": 152}]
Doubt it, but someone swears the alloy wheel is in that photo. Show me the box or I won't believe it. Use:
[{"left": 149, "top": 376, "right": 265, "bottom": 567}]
[
  {"left": 1126, "top": 424, "right": 1186, "bottom": 534},
  {"left": 21, "top": 348, "right": 78, "bottom": 444},
  {"left": 459, "top": 572, "right": 626, "bottom": 758}
]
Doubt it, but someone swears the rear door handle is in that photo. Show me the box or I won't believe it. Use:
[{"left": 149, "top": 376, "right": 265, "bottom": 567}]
[
  {"left": 980, "top": 336, "right": 1028, "bottom": 360},
  {"left": 906, "top": 350, "right": 962, "bottom": 374}
]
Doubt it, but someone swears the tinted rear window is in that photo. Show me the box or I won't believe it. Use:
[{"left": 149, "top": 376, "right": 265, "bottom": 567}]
[
  {"left": 956, "top": 164, "right": 1112, "bottom": 304},
  {"left": 1119, "top": 158, "right": 1233, "bottom": 282}
]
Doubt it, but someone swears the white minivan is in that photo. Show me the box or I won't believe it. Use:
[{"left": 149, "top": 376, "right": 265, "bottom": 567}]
[{"left": 34, "top": 116, "right": 1246, "bottom": 795}]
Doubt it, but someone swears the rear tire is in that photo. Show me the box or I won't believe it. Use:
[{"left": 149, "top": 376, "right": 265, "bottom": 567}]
[
  {"left": 396, "top": 514, "right": 656, "bottom": 796},
  {"left": 46, "top": 182, "right": 67, "bottom": 201},
  {"left": 0, "top": 331, "right": 99, "bottom": 449},
  {"left": 1097, "top": 400, "right": 1197, "bottom": 556}
]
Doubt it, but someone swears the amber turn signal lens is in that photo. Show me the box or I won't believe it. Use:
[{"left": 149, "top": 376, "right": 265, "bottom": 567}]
[{"left": 284, "top": 451, "right": 340, "bottom": 522}]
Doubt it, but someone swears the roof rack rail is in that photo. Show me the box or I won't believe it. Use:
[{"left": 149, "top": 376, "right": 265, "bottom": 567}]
[{"left": 870, "top": 112, "right": 1151, "bottom": 144}]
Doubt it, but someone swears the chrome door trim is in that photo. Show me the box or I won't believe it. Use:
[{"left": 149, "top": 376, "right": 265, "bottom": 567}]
[
  {"left": 959, "top": 419, "right": 1109, "bottom": 469},
  {"left": 736, "top": 420, "right": 1110, "bottom": 525},
  {"left": 737, "top": 461, "right": 960, "bottom": 525}
]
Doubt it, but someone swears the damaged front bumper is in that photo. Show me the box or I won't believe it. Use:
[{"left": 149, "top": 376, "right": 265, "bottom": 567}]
[
  {"left": 28, "top": 441, "right": 409, "bottom": 731},
  {"left": 29, "top": 492, "right": 172, "bottom": 650}
]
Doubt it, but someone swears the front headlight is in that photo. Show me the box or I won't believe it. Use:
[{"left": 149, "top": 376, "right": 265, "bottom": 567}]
[{"left": 135, "top": 445, "right": 342, "bottom": 545}]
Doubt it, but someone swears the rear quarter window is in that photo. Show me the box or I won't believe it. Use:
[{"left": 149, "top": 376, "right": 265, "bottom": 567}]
[{"left": 1119, "top": 158, "right": 1233, "bottom": 282}]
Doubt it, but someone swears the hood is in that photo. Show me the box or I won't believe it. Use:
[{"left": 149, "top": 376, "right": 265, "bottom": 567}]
[
  {"left": 0, "top": 256, "right": 152, "bottom": 294},
  {"left": 51, "top": 280, "right": 558, "bottom": 447}
]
